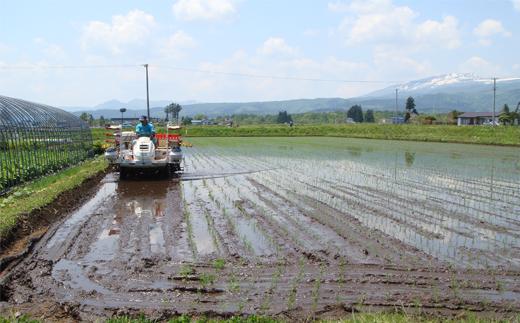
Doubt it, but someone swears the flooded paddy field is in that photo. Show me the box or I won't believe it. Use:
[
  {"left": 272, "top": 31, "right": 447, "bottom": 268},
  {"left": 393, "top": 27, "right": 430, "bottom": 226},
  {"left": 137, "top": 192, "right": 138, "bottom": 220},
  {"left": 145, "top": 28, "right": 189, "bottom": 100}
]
[{"left": 1, "top": 137, "right": 520, "bottom": 320}]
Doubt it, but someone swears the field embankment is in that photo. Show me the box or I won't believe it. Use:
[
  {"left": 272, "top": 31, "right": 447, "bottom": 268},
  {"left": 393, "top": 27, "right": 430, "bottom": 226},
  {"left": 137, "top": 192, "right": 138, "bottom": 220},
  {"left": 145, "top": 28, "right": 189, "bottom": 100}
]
[
  {"left": 92, "top": 124, "right": 520, "bottom": 146},
  {"left": 0, "top": 157, "right": 108, "bottom": 254}
]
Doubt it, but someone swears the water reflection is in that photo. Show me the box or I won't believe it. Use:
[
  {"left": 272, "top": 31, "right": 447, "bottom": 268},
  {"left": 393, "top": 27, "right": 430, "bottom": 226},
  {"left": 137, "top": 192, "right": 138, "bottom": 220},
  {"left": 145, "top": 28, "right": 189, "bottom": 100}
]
[{"left": 404, "top": 151, "right": 416, "bottom": 167}]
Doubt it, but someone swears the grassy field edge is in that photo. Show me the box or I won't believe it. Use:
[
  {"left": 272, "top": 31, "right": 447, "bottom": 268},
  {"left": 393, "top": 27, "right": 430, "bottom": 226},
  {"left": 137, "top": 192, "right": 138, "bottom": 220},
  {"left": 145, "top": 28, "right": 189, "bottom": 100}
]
[
  {"left": 181, "top": 124, "right": 520, "bottom": 146},
  {"left": 93, "top": 124, "right": 520, "bottom": 147},
  {"left": 0, "top": 156, "right": 108, "bottom": 240}
]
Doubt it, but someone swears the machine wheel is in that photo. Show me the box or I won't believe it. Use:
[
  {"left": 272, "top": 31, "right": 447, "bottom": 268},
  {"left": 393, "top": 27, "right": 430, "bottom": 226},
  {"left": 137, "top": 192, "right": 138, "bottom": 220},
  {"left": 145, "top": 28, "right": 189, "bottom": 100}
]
[
  {"left": 168, "top": 164, "right": 179, "bottom": 178},
  {"left": 120, "top": 167, "right": 128, "bottom": 180}
]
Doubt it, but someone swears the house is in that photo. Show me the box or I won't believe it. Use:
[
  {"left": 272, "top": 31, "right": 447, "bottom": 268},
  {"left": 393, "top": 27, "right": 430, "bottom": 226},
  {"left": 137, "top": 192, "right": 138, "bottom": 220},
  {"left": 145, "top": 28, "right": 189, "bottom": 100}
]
[
  {"left": 391, "top": 116, "right": 405, "bottom": 124},
  {"left": 457, "top": 112, "right": 499, "bottom": 126},
  {"left": 191, "top": 119, "right": 213, "bottom": 126}
]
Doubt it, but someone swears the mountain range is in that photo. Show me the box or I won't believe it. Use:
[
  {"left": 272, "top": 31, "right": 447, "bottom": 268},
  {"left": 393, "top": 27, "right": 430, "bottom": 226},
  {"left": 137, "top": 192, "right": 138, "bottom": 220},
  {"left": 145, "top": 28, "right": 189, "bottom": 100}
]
[{"left": 67, "top": 73, "right": 520, "bottom": 119}]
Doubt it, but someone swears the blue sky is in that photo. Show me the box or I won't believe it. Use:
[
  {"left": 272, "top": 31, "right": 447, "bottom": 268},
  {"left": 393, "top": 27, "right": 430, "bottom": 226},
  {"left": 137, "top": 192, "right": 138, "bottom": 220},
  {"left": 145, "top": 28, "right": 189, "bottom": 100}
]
[{"left": 0, "top": 0, "right": 519, "bottom": 107}]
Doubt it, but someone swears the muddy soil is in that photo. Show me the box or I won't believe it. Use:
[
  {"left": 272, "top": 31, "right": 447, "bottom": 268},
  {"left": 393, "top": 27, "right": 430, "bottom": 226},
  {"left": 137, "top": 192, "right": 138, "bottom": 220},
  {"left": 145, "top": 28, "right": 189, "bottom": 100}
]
[
  {"left": 1, "top": 171, "right": 519, "bottom": 321},
  {"left": 0, "top": 170, "right": 108, "bottom": 272},
  {"left": 2, "top": 138, "right": 520, "bottom": 321}
]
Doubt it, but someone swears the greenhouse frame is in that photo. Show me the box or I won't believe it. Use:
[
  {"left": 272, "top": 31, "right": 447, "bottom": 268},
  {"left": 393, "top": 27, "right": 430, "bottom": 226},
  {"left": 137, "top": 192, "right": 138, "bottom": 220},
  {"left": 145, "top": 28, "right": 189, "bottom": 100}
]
[{"left": 0, "top": 95, "right": 92, "bottom": 194}]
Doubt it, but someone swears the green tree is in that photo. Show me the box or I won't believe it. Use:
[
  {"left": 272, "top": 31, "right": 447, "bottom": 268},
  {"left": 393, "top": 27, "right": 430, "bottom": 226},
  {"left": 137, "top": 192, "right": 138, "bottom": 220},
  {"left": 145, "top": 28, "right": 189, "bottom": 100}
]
[
  {"left": 405, "top": 97, "right": 418, "bottom": 123},
  {"left": 181, "top": 116, "right": 192, "bottom": 125},
  {"left": 364, "top": 109, "right": 375, "bottom": 123},
  {"left": 99, "top": 115, "right": 106, "bottom": 127},
  {"left": 277, "top": 111, "right": 292, "bottom": 123},
  {"left": 405, "top": 97, "right": 416, "bottom": 112},
  {"left": 165, "top": 102, "right": 183, "bottom": 123},
  {"left": 499, "top": 104, "right": 512, "bottom": 125},
  {"left": 512, "top": 102, "right": 520, "bottom": 125},
  {"left": 164, "top": 106, "right": 170, "bottom": 121},
  {"left": 79, "top": 112, "right": 89, "bottom": 123},
  {"left": 347, "top": 105, "right": 363, "bottom": 122}
]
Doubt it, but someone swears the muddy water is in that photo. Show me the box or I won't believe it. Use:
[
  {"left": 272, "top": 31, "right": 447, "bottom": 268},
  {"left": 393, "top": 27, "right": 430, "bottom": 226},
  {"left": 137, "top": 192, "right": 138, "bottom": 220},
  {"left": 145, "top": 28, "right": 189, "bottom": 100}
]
[{"left": 2, "top": 137, "right": 520, "bottom": 320}]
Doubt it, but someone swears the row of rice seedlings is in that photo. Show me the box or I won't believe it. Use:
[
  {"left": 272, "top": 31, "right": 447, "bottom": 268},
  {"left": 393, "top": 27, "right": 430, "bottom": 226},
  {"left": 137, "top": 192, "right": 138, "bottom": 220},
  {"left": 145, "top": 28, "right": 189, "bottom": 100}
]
[
  {"left": 259, "top": 261, "right": 285, "bottom": 314},
  {"left": 196, "top": 177, "right": 259, "bottom": 259},
  {"left": 211, "top": 175, "right": 283, "bottom": 251},
  {"left": 182, "top": 180, "right": 223, "bottom": 257},
  {"left": 230, "top": 175, "right": 320, "bottom": 259},
  {"left": 311, "top": 263, "right": 325, "bottom": 314},
  {"left": 253, "top": 170, "right": 388, "bottom": 261},
  {"left": 284, "top": 160, "right": 504, "bottom": 238},
  {"left": 286, "top": 257, "right": 307, "bottom": 310},
  {"left": 180, "top": 182, "right": 197, "bottom": 258},
  {"left": 330, "top": 161, "right": 516, "bottom": 266},
  {"left": 256, "top": 167, "right": 456, "bottom": 266}
]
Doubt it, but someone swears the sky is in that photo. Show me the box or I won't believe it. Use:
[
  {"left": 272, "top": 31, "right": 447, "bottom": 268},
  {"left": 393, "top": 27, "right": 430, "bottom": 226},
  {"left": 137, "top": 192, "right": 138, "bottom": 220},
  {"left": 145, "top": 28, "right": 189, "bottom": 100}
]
[{"left": 0, "top": 0, "right": 519, "bottom": 107}]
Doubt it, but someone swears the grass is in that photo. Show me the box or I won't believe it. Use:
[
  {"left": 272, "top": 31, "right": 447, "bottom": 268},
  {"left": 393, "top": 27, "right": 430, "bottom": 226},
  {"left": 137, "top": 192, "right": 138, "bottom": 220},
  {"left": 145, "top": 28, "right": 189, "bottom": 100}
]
[
  {"left": 0, "top": 156, "right": 108, "bottom": 239},
  {"left": 92, "top": 124, "right": 520, "bottom": 147},
  {"left": 175, "top": 124, "right": 520, "bottom": 146}
]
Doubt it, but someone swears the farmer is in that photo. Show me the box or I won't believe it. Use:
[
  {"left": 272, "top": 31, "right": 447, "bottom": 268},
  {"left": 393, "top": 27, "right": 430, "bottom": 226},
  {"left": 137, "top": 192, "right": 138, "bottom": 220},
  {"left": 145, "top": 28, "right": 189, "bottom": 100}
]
[{"left": 135, "top": 115, "right": 157, "bottom": 145}]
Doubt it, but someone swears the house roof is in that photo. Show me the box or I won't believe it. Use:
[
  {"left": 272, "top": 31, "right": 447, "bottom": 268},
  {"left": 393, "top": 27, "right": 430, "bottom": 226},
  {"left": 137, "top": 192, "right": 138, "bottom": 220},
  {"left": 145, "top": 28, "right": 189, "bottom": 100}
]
[{"left": 458, "top": 112, "right": 495, "bottom": 118}]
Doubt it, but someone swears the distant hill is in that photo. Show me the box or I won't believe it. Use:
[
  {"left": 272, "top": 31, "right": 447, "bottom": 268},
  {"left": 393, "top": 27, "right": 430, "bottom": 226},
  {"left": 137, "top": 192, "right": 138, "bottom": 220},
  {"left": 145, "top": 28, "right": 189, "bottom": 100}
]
[
  {"left": 66, "top": 73, "right": 520, "bottom": 118},
  {"left": 70, "top": 98, "right": 351, "bottom": 119}
]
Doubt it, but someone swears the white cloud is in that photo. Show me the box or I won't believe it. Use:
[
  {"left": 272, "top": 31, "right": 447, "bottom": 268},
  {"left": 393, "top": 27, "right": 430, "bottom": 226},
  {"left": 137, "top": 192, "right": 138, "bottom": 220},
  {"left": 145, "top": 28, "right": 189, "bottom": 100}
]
[
  {"left": 415, "top": 16, "right": 460, "bottom": 49},
  {"left": 474, "top": 19, "right": 511, "bottom": 45},
  {"left": 512, "top": 0, "right": 520, "bottom": 11},
  {"left": 258, "top": 37, "right": 297, "bottom": 56},
  {"left": 340, "top": 5, "right": 416, "bottom": 44},
  {"left": 459, "top": 56, "right": 500, "bottom": 76},
  {"left": 81, "top": 10, "right": 157, "bottom": 54},
  {"left": 161, "top": 31, "right": 197, "bottom": 59},
  {"left": 172, "top": 0, "right": 236, "bottom": 21},
  {"left": 334, "top": 0, "right": 460, "bottom": 50}
]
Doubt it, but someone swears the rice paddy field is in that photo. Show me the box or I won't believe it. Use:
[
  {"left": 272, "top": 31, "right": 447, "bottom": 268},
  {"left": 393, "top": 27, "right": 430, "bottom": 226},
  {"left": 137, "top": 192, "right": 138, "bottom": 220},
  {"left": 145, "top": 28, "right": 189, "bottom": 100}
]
[
  {"left": 2, "top": 137, "right": 520, "bottom": 320},
  {"left": 183, "top": 137, "right": 520, "bottom": 269}
]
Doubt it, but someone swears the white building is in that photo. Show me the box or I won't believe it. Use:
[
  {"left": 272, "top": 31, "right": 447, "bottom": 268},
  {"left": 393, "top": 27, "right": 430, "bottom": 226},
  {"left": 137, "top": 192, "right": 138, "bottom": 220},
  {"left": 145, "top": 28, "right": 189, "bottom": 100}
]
[{"left": 457, "top": 112, "right": 499, "bottom": 126}]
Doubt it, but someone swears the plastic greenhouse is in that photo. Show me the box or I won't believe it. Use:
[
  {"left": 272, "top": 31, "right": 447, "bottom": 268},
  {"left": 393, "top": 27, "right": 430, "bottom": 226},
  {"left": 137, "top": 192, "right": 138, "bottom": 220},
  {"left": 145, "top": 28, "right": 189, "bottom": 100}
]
[{"left": 0, "top": 95, "right": 92, "bottom": 194}]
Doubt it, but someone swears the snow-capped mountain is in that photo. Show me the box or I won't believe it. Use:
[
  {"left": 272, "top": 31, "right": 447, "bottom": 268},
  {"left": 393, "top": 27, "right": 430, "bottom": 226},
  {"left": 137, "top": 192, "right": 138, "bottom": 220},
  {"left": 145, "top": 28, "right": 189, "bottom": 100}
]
[{"left": 365, "top": 73, "right": 520, "bottom": 98}]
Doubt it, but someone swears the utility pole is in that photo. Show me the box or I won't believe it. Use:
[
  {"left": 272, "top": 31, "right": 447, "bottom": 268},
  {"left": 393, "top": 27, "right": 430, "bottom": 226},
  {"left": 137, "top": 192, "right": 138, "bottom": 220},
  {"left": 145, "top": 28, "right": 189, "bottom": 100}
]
[
  {"left": 120, "top": 108, "right": 126, "bottom": 128},
  {"left": 395, "top": 88, "right": 398, "bottom": 124},
  {"left": 143, "top": 64, "right": 150, "bottom": 120},
  {"left": 492, "top": 77, "right": 497, "bottom": 127}
]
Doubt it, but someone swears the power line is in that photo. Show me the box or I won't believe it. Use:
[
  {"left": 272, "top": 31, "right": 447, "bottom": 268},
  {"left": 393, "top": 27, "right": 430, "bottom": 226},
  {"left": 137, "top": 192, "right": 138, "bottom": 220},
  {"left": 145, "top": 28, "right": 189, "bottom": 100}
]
[
  {"left": 0, "top": 63, "right": 404, "bottom": 84},
  {"left": 154, "top": 65, "right": 402, "bottom": 84},
  {"left": 0, "top": 64, "right": 139, "bottom": 70},
  {"left": 4, "top": 63, "right": 519, "bottom": 84}
]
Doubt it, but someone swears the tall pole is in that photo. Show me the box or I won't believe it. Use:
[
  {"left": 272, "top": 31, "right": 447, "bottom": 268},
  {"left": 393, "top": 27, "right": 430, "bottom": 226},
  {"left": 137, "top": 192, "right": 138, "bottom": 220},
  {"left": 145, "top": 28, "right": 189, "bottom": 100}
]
[
  {"left": 395, "top": 88, "right": 398, "bottom": 123},
  {"left": 492, "top": 77, "right": 496, "bottom": 127},
  {"left": 144, "top": 64, "right": 150, "bottom": 120},
  {"left": 119, "top": 108, "right": 126, "bottom": 128}
]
